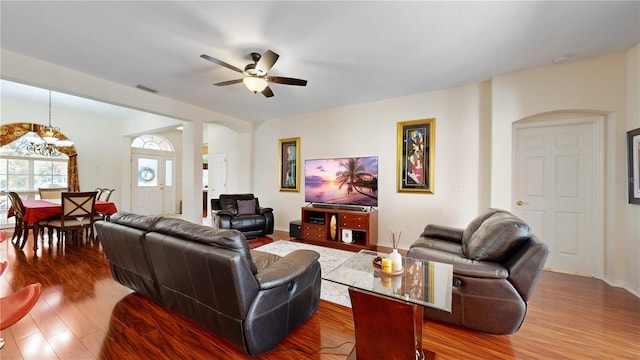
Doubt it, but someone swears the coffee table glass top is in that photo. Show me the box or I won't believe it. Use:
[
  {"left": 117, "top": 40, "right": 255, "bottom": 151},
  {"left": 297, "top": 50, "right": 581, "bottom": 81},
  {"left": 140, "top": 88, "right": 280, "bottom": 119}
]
[{"left": 323, "top": 250, "right": 453, "bottom": 312}]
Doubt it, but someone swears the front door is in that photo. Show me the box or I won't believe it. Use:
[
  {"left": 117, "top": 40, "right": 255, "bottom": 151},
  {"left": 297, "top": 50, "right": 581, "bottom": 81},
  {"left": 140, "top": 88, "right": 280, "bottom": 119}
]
[
  {"left": 131, "top": 153, "right": 175, "bottom": 215},
  {"left": 513, "top": 117, "right": 602, "bottom": 275}
]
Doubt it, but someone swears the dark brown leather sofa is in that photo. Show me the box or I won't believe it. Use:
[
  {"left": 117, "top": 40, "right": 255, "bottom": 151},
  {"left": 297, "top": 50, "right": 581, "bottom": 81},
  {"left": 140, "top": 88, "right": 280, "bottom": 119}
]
[
  {"left": 407, "top": 208, "right": 549, "bottom": 334},
  {"left": 95, "top": 212, "right": 321, "bottom": 356},
  {"left": 211, "top": 194, "right": 274, "bottom": 238}
]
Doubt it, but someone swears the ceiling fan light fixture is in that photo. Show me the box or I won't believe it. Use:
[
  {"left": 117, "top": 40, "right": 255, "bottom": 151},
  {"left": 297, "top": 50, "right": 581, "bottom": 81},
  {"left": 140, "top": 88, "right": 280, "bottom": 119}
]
[{"left": 243, "top": 77, "right": 268, "bottom": 93}]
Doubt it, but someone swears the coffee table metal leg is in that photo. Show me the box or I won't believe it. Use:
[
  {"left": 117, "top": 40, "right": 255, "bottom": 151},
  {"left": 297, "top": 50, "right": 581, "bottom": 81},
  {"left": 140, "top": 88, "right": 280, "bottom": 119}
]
[{"left": 348, "top": 287, "right": 436, "bottom": 360}]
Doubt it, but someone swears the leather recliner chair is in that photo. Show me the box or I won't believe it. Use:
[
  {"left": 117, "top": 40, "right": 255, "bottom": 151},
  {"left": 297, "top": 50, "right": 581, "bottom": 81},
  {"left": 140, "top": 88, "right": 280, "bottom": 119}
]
[
  {"left": 211, "top": 194, "right": 274, "bottom": 238},
  {"left": 406, "top": 208, "right": 549, "bottom": 334}
]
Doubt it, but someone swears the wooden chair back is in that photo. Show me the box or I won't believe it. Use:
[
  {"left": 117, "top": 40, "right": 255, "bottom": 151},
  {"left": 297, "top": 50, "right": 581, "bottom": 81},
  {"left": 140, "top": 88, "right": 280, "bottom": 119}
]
[
  {"left": 39, "top": 187, "right": 69, "bottom": 200},
  {"left": 61, "top": 191, "right": 96, "bottom": 220},
  {"left": 97, "top": 188, "right": 115, "bottom": 201},
  {"left": 7, "top": 192, "right": 25, "bottom": 219}
]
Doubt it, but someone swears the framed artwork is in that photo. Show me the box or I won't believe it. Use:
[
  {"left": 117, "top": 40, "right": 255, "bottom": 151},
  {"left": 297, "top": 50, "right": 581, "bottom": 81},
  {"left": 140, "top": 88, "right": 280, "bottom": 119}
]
[
  {"left": 397, "top": 118, "right": 435, "bottom": 193},
  {"left": 627, "top": 128, "right": 640, "bottom": 204},
  {"left": 279, "top": 137, "right": 300, "bottom": 192}
]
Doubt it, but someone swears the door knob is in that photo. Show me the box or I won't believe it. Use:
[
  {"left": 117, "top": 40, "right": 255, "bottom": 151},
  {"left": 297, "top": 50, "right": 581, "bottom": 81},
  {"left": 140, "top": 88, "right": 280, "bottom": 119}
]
[{"left": 516, "top": 200, "right": 528, "bottom": 206}]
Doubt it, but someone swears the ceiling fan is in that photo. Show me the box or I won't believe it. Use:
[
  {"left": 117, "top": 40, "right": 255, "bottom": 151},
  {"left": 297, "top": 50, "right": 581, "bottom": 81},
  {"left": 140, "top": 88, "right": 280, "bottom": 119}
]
[{"left": 200, "top": 50, "right": 307, "bottom": 98}]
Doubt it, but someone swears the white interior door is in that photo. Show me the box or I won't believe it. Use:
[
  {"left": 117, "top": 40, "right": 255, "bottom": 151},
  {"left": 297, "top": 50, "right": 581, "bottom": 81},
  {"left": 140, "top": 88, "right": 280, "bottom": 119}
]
[
  {"left": 132, "top": 153, "right": 176, "bottom": 215},
  {"left": 513, "top": 117, "right": 601, "bottom": 275},
  {"left": 209, "top": 152, "right": 227, "bottom": 200}
]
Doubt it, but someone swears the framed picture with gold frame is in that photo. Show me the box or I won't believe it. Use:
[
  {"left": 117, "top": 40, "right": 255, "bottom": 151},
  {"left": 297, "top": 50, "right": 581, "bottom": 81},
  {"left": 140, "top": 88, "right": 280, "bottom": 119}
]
[
  {"left": 279, "top": 137, "right": 300, "bottom": 192},
  {"left": 397, "top": 118, "right": 435, "bottom": 193}
]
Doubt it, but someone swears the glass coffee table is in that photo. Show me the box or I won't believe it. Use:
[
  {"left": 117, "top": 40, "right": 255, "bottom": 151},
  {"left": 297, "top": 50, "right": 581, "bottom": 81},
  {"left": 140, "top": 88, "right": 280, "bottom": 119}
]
[{"left": 323, "top": 250, "right": 453, "bottom": 360}]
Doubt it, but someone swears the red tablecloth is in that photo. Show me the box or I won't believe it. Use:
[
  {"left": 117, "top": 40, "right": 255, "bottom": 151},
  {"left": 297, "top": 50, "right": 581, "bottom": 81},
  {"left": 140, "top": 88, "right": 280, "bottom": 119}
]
[{"left": 8, "top": 200, "right": 118, "bottom": 226}]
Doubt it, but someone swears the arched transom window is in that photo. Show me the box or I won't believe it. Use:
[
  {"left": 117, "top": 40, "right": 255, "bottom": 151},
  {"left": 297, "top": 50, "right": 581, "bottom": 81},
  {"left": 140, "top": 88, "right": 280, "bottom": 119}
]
[{"left": 131, "top": 134, "right": 174, "bottom": 151}]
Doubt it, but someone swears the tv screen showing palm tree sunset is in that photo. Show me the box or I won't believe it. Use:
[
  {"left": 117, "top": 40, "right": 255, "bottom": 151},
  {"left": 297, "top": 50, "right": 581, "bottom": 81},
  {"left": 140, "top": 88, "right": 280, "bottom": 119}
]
[{"left": 304, "top": 156, "right": 378, "bottom": 207}]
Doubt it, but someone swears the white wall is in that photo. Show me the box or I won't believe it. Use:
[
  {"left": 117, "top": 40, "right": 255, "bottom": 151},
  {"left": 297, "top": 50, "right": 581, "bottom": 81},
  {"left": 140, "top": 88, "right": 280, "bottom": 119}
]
[
  {"left": 255, "top": 48, "right": 639, "bottom": 295},
  {"left": 207, "top": 124, "right": 253, "bottom": 194},
  {"left": 3, "top": 45, "right": 637, "bottom": 295},
  {"left": 1, "top": 97, "right": 125, "bottom": 206},
  {"left": 626, "top": 45, "right": 640, "bottom": 295},
  {"left": 254, "top": 84, "right": 485, "bottom": 249}
]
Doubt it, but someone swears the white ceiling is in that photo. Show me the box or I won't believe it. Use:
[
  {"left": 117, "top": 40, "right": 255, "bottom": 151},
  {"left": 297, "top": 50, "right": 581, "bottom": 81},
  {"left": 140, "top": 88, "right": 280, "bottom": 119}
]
[{"left": 1, "top": 1, "right": 638, "bottom": 123}]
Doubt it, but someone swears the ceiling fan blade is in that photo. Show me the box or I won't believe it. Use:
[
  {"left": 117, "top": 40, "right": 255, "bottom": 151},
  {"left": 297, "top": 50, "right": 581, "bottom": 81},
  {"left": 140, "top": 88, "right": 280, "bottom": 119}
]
[
  {"left": 262, "top": 86, "right": 274, "bottom": 98},
  {"left": 200, "top": 54, "right": 244, "bottom": 73},
  {"left": 214, "top": 79, "right": 244, "bottom": 86},
  {"left": 267, "top": 76, "right": 308, "bottom": 86},
  {"left": 256, "top": 50, "right": 279, "bottom": 74}
]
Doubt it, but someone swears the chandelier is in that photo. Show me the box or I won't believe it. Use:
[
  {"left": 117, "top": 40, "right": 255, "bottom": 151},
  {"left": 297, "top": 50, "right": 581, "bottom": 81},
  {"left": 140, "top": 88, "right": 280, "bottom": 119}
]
[{"left": 25, "top": 91, "right": 73, "bottom": 157}]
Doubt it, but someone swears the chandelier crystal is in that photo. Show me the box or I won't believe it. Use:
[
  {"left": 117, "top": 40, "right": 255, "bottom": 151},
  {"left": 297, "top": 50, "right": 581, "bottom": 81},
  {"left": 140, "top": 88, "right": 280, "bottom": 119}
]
[{"left": 27, "top": 91, "right": 73, "bottom": 157}]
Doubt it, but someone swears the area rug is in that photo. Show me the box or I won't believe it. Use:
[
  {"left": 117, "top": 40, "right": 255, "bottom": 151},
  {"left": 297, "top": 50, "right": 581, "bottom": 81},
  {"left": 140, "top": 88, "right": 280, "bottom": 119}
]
[{"left": 254, "top": 240, "right": 353, "bottom": 307}]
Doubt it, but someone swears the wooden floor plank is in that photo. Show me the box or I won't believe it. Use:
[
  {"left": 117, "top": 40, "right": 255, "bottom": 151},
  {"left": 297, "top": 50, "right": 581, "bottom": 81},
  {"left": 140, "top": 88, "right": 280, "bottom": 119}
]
[{"left": 0, "top": 229, "right": 638, "bottom": 359}]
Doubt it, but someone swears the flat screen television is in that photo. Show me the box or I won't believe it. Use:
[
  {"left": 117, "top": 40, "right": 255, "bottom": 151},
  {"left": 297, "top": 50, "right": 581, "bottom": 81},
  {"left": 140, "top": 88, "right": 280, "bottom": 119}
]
[{"left": 304, "top": 156, "right": 378, "bottom": 207}]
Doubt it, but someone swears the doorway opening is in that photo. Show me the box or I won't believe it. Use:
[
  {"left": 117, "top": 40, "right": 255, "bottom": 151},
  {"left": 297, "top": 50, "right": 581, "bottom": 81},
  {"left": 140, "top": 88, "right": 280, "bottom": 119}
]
[{"left": 130, "top": 135, "right": 176, "bottom": 216}]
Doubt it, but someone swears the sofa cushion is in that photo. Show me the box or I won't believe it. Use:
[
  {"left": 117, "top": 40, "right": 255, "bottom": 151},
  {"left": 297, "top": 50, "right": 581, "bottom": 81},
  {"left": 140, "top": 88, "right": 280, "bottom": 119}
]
[
  {"left": 152, "top": 217, "right": 258, "bottom": 274},
  {"left": 219, "top": 197, "right": 238, "bottom": 216},
  {"left": 230, "top": 214, "right": 265, "bottom": 231},
  {"left": 461, "top": 208, "right": 509, "bottom": 254},
  {"left": 110, "top": 211, "right": 161, "bottom": 231},
  {"left": 464, "top": 212, "right": 532, "bottom": 262},
  {"left": 237, "top": 199, "right": 256, "bottom": 215}
]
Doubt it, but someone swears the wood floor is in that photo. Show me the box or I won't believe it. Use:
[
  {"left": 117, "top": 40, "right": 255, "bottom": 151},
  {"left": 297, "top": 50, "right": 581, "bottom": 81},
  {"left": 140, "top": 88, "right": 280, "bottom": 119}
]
[{"left": 1, "top": 229, "right": 638, "bottom": 359}]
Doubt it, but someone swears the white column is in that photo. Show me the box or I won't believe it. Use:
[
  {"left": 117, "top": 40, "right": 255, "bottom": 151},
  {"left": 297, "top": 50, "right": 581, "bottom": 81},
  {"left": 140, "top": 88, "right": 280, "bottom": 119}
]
[{"left": 181, "top": 121, "right": 204, "bottom": 224}]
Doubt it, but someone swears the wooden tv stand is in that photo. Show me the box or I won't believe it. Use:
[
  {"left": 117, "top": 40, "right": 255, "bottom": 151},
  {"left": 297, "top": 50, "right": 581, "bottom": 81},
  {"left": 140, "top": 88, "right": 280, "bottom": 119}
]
[{"left": 300, "top": 206, "right": 378, "bottom": 251}]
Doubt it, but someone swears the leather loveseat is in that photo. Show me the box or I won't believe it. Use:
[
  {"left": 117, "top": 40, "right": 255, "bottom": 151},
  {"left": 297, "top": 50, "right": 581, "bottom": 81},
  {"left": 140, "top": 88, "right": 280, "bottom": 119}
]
[
  {"left": 407, "top": 208, "right": 549, "bottom": 334},
  {"left": 95, "top": 211, "right": 321, "bottom": 355},
  {"left": 211, "top": 194, "right": 274, "bottom": 238}
]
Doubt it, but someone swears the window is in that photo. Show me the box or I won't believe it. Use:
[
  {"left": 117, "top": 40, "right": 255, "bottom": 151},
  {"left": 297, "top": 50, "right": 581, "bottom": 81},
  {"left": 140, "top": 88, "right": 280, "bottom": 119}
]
[
  {"left": 0, "top": 157, "right": 68, "bottom": 191},
  {"left": 131, "top": 134, "right": 174, "bottom": 151}
]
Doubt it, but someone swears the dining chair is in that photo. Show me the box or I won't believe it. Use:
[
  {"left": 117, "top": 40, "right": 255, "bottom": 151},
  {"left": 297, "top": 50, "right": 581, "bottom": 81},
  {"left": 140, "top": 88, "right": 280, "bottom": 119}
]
[
  {"left": 94, "top": 188, "right": 115, "bottom": 221},
  {"left": 7, "top": 192, "right": 27, "bottom": 246},
  {"left": 97, "top": 188, "right": 115, "bottom": 201},
  {"left": 38, "top": 186, "right": 69, "bottom": 200},
  {"left": 45, "top": 191, "right": 97, "bottom": 245},
  {"left": 8, "top": 192, "right": 51, "bottom": 251}
]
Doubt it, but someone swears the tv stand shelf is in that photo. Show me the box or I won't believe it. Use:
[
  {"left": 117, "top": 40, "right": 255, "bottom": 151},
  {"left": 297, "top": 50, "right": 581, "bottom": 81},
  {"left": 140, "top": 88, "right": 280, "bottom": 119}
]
[{"left": 300, "top": 206, "right": 378, "bottom": 251}]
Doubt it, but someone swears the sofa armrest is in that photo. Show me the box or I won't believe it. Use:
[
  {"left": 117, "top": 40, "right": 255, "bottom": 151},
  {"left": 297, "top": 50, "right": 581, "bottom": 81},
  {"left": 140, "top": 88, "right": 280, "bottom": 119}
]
[
  {"left": 504, "top": 235, "right": 549, "bottom": 301},
  {"left": 210, "top": 198, "right": 221, "bottom": 211},
  {"left": 255, "top": 250, "right": 320, "bottom": 290},
  {"left": 422, "top": 224, "right": 464, "bottom": 243},
  {"left": 408, "top": 247, "right": 508, "bottom": 279},
  {"left": 257, "top": 206, "right": 273, "bottom": 215}
]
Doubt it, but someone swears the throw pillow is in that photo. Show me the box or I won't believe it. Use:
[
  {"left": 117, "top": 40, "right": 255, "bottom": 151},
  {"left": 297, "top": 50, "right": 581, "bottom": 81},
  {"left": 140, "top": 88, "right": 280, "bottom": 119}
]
[{"left": 237, "top": 199, "right": 256, "bottom": 215}]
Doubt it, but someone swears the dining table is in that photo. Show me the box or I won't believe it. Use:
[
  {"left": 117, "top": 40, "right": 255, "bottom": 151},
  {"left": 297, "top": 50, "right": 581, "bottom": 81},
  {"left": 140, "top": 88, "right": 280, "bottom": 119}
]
[
  {"left": 8, "top": 199, "right": 118, "bottom": 227},
  {"left": 7, "top": 199, "right": 119, "bottom": 250}
]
